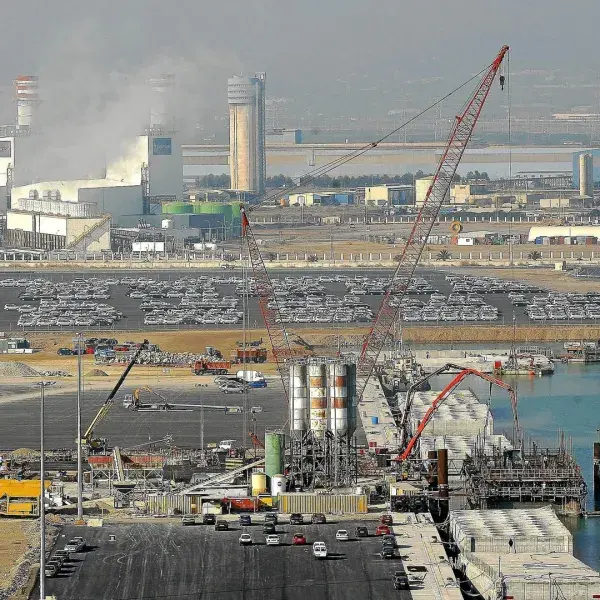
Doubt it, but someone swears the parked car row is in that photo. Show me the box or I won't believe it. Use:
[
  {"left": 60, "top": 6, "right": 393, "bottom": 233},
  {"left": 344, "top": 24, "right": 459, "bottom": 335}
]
[
  {"left": 44, "top": 537, "right": 86, "bottom": 578},
  {"left": 525, "top": 292, "right": 600, "bottom": 320},
  {"left": 445, "top": 273, "right": 543, "bottom": 294},
  {"left": 13, "top": 300, "right": 123, "bottom": 328}
]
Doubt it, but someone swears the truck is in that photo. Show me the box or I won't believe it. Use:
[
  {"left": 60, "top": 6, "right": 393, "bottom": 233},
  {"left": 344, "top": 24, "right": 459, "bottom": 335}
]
[
  {"left": 193, "top": 360, "right": 231, "bottom": 375},
  {"left": 230, "top": 348, "right": 268, "bottom": 364}
]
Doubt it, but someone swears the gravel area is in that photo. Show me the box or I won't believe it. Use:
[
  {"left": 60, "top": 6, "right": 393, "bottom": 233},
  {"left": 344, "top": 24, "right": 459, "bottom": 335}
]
[{"left": 0, "top": 362, "right": 40, "bottom": 377}]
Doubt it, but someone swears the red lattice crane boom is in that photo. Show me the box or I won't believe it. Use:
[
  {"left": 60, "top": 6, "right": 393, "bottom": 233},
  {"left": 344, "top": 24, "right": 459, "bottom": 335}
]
[
  {"left": 357, "top": 45, "right": 509, "bottom": 400},
  {"left": 399, "top": 367, "right": 521, "bottom": 461},
  {"left": 241, "top": 207, "right": 294, "bottom": 398}
]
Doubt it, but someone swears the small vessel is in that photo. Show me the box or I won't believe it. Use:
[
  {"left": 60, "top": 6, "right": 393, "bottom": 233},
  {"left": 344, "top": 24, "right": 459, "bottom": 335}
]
[{"left": 380, "top": 346, "right": 431, "bottom": 394}]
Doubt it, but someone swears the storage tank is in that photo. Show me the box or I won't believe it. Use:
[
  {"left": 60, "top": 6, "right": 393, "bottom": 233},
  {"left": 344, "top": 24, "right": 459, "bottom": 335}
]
[
  {"left": 328, "top": 362, "right": 348, "bottom": 435},
  {"left": 251, "top": 472, "right": 267, "bottom": 496},
  {"left": 289, "top": 363, "right": 308, "bottom": 431},
  {"left": 270, "top": 474, "right": 286, "bottom": 496},
  {"left": 265, "top": 431, "right": 284, "bottom": 479},
  {"left": 309, "top": 362, "right": 327, "bottom": 435},
  {"left": 162, "top": 202, "right": 192, "bottom": 214}
]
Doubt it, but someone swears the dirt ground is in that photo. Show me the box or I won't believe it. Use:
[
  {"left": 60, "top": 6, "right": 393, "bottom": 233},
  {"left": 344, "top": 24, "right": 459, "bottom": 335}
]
[
  {"left": 4, "top": 321, "right": 600, "bottom": 379},
  {"left": 0, "top": 520, "right": 29, "bottom": 593}
]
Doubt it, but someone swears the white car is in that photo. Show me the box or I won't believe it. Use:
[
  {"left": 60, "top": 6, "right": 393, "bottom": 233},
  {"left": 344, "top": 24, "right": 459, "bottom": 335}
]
[
  {"left": 265, "top": 535, "right": 280, "bottom": 546},
  {"left": 335, "top": 529, "right": 349, "bottom": 541},
  {"left": 239, "top": 534, "right": 253, "bottom": 546},
  {"left": 312, "top": 541, "right": 328, "bottom": 559}
]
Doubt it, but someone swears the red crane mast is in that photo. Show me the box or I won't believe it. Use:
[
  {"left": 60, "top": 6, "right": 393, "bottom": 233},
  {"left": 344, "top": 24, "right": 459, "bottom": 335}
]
[
  {"left": 357, "top": 46, "right": 509, "bottom": 400},
  {"left": 241, "top": 207, "right": 294, "bottom": 398},
  {"left": 399, "top": 367, "right": 521, "bottom": 461}
]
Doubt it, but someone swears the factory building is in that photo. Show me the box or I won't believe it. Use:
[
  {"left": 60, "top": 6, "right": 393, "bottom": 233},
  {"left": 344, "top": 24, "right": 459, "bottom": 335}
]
[
  {"left": 364, "top": 184, "right": 414, "bottom": 206},
  {"left": 0, "top": 74, "right": 184, "bottom": 251},
  {"left": 5, "top": 210, "right": 110, "bottom": 251},
  {"left": 228, "top": 73, "right": 266, "bottom": 195},
  {"left": 415, "top": 176, "right": 450, "bottom": 206}
]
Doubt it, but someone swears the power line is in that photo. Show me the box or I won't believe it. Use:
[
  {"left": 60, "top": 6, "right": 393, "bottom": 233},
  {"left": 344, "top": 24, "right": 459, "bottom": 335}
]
[{"left": 246, "top": 61, "right": 496, "bottom": 211}]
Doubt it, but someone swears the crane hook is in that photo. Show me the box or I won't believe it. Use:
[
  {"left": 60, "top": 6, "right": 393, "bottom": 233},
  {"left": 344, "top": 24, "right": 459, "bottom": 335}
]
[{"left": 499, "top": 75, "right": 505, "bottom": 91}]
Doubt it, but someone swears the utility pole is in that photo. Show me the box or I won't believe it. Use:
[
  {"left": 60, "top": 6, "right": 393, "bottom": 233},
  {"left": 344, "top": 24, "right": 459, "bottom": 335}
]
[
  {"left": 39, "top": 382, "right": 45, "bottom": 600},
  {"left": 76, "top": 333, "right": 83, "bottom": 520},
  {"left": 329, "top": 227, "right": 334, "bottom": 261}
]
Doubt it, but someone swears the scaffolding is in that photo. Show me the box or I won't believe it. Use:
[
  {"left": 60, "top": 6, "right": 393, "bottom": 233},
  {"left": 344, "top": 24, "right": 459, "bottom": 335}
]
[
  {"left": 462, "top": 438, "right": 586, "bottom": 515},
  {"left": 289, "top": 430, "right": 357, "bottom": 490}
]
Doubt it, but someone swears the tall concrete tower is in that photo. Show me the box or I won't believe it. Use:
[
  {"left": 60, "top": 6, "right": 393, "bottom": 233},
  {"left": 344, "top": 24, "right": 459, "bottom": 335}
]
[
  {"left": 14, "top": 75, "right": 39, "bottom": 132},
  {"left": 579, "top": 152, "right": 594, "bottom": 197},
  {"left": 228, "top": 73, "right": 266, "bottom": 195},
  {"left": 148, "top": 74, "right": 175, "bottom": 133}
]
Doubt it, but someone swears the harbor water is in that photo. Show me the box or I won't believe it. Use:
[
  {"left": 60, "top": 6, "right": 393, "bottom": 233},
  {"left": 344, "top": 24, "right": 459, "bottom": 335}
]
[{"left": 435, "top": 361, "right": 600, "bottom": 571}]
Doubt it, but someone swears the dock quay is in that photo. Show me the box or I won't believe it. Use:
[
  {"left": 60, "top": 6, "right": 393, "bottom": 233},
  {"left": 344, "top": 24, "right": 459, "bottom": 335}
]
[{"left": 449, "top": 507, "right": 600, "bottom": 599}]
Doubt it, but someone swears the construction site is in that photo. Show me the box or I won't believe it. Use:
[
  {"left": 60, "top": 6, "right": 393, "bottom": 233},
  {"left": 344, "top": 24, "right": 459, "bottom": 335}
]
[{"left": 0, "top": 45, "right": 597, "bottom": 600}]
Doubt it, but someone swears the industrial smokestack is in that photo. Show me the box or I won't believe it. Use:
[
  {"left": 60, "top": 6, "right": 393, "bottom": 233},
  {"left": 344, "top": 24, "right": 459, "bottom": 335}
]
[
  {"left": 15, "top": 75, "right": 39, "bottom": 131},
  {"left": 148, "top": 74, "right": 174, "bottom": 132},
  {"left": 579, "top": 153, "right": 594, "bottom": 198}
]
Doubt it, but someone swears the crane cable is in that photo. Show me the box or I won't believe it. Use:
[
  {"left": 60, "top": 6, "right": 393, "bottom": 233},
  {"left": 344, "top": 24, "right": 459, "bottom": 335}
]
[{"left": 245, "top": 60, "right": 499, "bottom": 211}]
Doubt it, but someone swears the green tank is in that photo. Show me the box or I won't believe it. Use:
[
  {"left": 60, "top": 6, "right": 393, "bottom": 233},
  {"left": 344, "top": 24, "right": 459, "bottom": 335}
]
[
  {"left": 265, "top": 431, "right": 285, "bottom": 480},
  {"left": 162, "top": 202, "right": 192, "bottom": 214}
]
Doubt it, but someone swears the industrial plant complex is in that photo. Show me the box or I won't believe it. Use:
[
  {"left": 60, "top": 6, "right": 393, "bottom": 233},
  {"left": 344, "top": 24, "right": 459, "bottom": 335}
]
[{"left": 1, "top": 36, "right": 600, "bottom": 600}]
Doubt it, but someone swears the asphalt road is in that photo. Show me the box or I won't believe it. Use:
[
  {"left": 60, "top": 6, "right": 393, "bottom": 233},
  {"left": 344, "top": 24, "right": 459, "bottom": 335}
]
[
  {"left": 0, "top": 378, "right": 368, "bottom": 451},
  {"left": 0, "top": 382, "right": 288, "bottom": 450},
  {"left": 41, "top": 522, "right": 410, "bottom": 600},
  {"left": 0, "top": 268, "right": 565, "bottom": 333}
]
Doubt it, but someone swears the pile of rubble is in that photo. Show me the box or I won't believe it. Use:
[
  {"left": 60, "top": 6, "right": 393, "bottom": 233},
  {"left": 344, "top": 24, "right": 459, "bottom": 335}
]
[
  {"left": 39, "top": 370, "right": 72, "bottom": 377},
  {"left": 115, "top": 350, "right": 204, "bottom": 366}
]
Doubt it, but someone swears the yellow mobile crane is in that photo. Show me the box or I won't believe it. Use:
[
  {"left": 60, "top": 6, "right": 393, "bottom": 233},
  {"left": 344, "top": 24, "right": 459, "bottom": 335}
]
[{"left": 81, "top": 340, "right": 149, "bottom": 452}]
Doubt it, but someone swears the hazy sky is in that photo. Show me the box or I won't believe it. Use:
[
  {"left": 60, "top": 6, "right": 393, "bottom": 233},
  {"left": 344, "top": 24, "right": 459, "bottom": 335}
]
[{"left": 0, "top": 1, "right": 598, "bottom": 178}]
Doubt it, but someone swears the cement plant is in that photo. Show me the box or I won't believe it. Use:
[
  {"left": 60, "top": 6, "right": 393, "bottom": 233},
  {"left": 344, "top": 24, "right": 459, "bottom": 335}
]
[{"left": 0, "top": 18, "right": 598, "bottom": 600}]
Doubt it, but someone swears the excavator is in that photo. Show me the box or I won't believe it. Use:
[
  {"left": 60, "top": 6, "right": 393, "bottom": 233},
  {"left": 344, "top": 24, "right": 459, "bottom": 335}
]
[{"left": 81, "top": 339, "right": 149, "bottom": 452}]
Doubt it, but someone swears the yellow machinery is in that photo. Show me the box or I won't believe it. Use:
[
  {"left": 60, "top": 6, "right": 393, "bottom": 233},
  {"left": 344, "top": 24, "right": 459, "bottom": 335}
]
[
  {"left": 0, "top": 479, "right": 51, "bottom": 517},
  {"left": 82, "top": 340, "right": 148, "bottom": 451}
]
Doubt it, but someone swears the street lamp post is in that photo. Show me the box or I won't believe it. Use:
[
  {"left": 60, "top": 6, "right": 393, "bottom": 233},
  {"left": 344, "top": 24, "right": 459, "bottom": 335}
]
[
  {"left": 75, "top": 333, "right": 83, "bottom": 519},
  {"left": 39, "top": 382, "right": 45, "bottom": 600}
]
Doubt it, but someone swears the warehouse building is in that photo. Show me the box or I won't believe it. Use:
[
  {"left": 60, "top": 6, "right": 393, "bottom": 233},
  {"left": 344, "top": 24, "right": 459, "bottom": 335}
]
[{"left": 5, "top": 210, "right": 110, "bottom": 251}]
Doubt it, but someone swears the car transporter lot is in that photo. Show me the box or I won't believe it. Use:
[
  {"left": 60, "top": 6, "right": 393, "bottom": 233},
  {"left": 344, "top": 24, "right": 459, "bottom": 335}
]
[
  {"left": 40, "top": 522, "right": 412, "bottom": 600},
  {"left": 0, "top": 268, "right": 595, "bottom": 332}
]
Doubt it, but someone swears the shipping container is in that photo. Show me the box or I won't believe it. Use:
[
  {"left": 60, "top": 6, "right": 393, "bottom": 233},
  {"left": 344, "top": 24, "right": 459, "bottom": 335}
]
[
  {"left": 278, "top": 493, "right": 367, "bottom": 514},
  {"left": 146, "top": 494, "right": 205, "bottom": 515}
]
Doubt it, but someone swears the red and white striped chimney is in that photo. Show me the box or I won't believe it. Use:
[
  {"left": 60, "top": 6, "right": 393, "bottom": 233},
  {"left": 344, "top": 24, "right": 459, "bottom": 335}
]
[{"left": 15, "top": 75, "right": 39, "bottom": 130}]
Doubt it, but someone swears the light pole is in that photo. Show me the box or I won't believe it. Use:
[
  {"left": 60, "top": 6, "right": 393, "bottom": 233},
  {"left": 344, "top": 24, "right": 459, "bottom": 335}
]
[
  {"left": 39, "top": 382, "right": 45, "bottom": 600},
  {"left": 75, "top": 333, "right": 83, "bottom": 519}
]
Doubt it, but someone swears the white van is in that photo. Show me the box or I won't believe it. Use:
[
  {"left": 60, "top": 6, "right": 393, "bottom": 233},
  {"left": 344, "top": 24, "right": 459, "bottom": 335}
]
[{"left": 312, "top": 541, "right": 328, "bottom": 559}]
